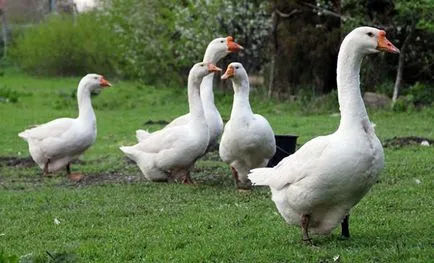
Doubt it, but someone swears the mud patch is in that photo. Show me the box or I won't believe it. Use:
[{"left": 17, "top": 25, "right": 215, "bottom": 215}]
[
  {"left": 0, "top": 156, "right": 35, "bottom": 168},
  {"left": 383, "top": 136, "right": 433, "bottom": 148},
  {"left": 0, "top": 156, "right": 105, "bottom": 168},
  {"left": 74, "top": 171, "right": 146, "bottom": 186}
]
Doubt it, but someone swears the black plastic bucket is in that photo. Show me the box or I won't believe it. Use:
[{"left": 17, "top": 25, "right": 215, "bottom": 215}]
[{"left": 267, "top": 135, "right": 298, "bottom": 167}]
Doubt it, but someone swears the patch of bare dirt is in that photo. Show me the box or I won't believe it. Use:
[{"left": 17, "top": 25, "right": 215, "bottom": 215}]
[
  {"left": 73, "top": 171, "right": 146, "bottom": 186},
  {"left": 0, "top": 156, "right": 35, "bottom": 168},
  {"left": 383, "top": 136, "right": 433, "bottom": 148},
  {"left": 0, "top": 156, "right": 148, "bottom": 188}
]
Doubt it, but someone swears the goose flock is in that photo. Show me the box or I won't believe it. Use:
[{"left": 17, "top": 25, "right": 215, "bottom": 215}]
[{"left": 18, "top": 26, "right": 399, "bottom": 244}]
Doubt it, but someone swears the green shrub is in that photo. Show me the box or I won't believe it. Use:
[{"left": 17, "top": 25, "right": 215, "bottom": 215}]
[
  {"left": 407, "top": 82, "right": 433, "bottom": 107},
  {"left": 392, "top": 96, "right": 414, "bottom": 112},
  {"left": 10, "top": 13, "right": 121, "bottom": 77},
  {"left": 392, "top": 82, "right": 433, "bottom": 112},
  {"left": 0, "top": 85, "right": 32, "bottom": 103}
]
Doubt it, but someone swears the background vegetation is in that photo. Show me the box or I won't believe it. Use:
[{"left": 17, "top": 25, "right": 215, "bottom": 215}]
[{"left": 2, "top": 0, "right": 432, "bottom": 107}]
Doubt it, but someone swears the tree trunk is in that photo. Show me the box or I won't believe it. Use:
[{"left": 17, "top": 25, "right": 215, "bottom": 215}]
[
  {"left": 267, "top": 8, "right": 299, "bottom": 99},
  {"left": 0, "top": 8, "right": 7, "bottom": 59},
  {"left": 49, "top": 0, "right": 57, "bottom": 13},
  {"left": 268, "top": 11, "right": 278, "bottom": 99},
  {"left": 392, "top": 20, "right": 416, "bottom": 103}
]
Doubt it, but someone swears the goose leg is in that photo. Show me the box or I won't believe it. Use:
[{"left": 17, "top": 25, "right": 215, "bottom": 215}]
[
  {"left": 301, "top": 214, "right": 313, "bottom": 245},
  {"left": 66, "top": 163, "right": 71, "bottom": 175},
  {"left": 43, "top": 159, "right": 50, "bottom": 176},
  {"left": 66, "top": 163, "right": 83, "bottom": 182},
  {"left": 231, "top": 166, "right": 241, "bottom": 188},
  {"left": 182, "top": 169, "right": 193, "bottom": 184},
  {"left": 230, "top": 166, "right": 238, "bottom": 181},
  {"left": 341, "top": 214, "right": 350, "bottom": 239},
  {"left": 231, "top": 166, "right": 251, "bottom": 191}
]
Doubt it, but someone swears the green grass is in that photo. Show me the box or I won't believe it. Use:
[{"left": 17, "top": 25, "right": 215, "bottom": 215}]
[{"left": 0, "top": 73, "right": 433, "bottom": 262}]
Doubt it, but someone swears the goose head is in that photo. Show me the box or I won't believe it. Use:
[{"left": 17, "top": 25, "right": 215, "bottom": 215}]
[
  {"left": 79, "top": 74, "right": 112, "bottom": 93},
  {"left": 221, "top": 62, "right": 247, "bottom": 82},
  {"left": 344, "top": 27, "right": 400, "bottom": 55},
  {"left": 190, "top": 62, "right": 222, "bottom": 83},
  {"left": 204, "top": 36, "right": 244, "bottom": 63}
]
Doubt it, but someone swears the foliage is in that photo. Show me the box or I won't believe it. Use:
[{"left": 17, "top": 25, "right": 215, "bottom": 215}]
[
  {"left": 340, "top": 0, "right": 434, "bottom": 87},
  {"left": 96, "top": 0, "right": 181, "bottom": 83},
  {"left": 172, "top": 0, "right": 271, "bottom": 73},
  {"left": 10, "top": 13, "right": 121, "bottom": 77},
  {"left": 407, "top": 82, "right": 433, "bottom": 107},
  {"left": 393, "top": 82, "right": 434, "bottom": 111},
  {"left": 97, "top": 0, "right": 271, "bottom": 85},
  {"left": 6, "top": 0, "right": 434, "bottom": 100},
  {"left": 392, "top": 0, "right": 434, "bottom": 85},
  {"left": 391, "top": 96, "right": 414, "bottom": 112},
  {"left": 0, "top": 86, "right": 19, "bottom": 103},
  {"left": 267, "top": 0, "right": 434, "bottom": 100}
]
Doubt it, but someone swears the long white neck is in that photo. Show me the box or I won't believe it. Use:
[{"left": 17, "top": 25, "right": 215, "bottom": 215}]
[
  {"left": 188, "top": 75, "right": 205, "bottom": 122},
  {"left": 336, "top": 40, "right": 369, "bottom": 130},
  {"left": 231, "top": 78, "right": 253, "bottom": 119},
  {"left": 200, "top": 47, "right": 224, "bottom": 110},
  {"left": 77, "top": 83, "right": 96, "bottom": 123},
  {"left": 200, "top": 74, "right": 217, "bottom": 113}
]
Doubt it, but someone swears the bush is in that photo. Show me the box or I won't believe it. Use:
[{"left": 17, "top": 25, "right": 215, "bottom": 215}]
[
  {"left": 407, "top": 82, "right": 434, "bottom": 107},
  {"left": 0, "top": 85, "right": 32, "bottom": 103},
  {"left": 10, "top": 13, "right": 121, "bottom": 77},
  {"left": 392, "top": 96, "right": 414, "bottom": 112},
  {"left": 392, "top": 82, "right": 433, "bottom": 111}
]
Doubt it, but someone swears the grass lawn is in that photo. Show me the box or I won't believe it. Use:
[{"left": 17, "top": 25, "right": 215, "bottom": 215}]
[{"left": 0, "top": 73, "right": 433, "bottom": 262}]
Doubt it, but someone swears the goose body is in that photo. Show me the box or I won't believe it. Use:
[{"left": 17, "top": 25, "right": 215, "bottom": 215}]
[
  {"left": 219, "top": 63, "right": 276, "bottom": 189},
  {"left": 248, "top": 27, "right": 399, "bottom": 242},
  {"left": 136, "top": 36, "right": 243, "bottom": 151},
  {"left": 122, "top": 63, "right": 221, "bottom": 182},
  {"left": 18, "top": 74, "right": 111, "bottom": 176}
]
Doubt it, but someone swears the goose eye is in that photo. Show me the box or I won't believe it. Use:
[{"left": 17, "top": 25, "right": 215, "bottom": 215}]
[
  {"left": 220, "top": 40, "right": 224, "bottom": 43},
  {"left": 367, "top": 32, "right": 374, "bottom": 37},
  {"left": 94, "top": 76, "right": 98, "bottom": 80},
  {"left": 235, "top": 66, "right": 239, "bottom": 69}
]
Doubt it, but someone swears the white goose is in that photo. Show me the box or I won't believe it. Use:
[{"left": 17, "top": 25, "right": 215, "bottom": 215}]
[
  {"left": 219, "top": 63, "right": 276, "bottom": 190},
  {"left": 120, "top": 62, "right": 221, "bottom": 182},
  {"left": 136, "top": 36, "right": 243, "bottom": 151},
  {"left": 248, "top": 27, "right": 399, "bottom": 244},
  {"left": 18, "top": 74, "right": 111, "bottom": 180}
]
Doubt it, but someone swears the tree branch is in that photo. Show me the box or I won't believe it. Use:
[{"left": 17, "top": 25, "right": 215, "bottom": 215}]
[
  {"left": 275, "top": 9, "right": 300, "bottom": 19},
  {"left": 392, "top": 17, "right": 417, "bottom": 103},
  {"left": 297, "top": 1, "right": 352, "bottom": 21}
]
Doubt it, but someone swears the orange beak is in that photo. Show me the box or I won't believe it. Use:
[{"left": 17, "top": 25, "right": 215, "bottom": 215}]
[
  {"left": 100, "top": 76, "right": 112, "bottom": 88},
  {"left": 207, "top": 63, "right": 222, "bottom": 73},
  {"left": 376, "top": 30, "right": 400, "bottom": 54},
  {"left": 221, "top": 65, "right": 235, "bottom": 80},
  {"left": 227, "top": 36, "right": 244, "bottom": 52}
]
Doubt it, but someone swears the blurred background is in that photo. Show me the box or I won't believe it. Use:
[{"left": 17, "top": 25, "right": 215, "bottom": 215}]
[{"left": 0, "top": 0, "right": 433, "bottom": 110}]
